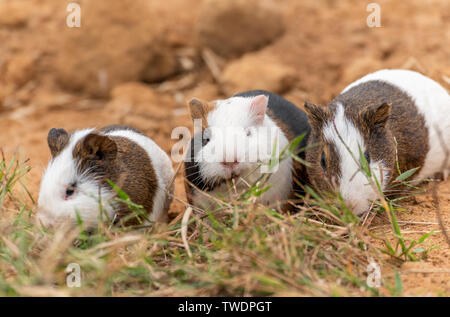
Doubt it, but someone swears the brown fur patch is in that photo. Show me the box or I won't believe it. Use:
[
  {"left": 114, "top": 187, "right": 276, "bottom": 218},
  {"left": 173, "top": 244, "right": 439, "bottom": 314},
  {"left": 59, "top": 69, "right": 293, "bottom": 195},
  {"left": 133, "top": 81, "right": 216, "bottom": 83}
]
[
  {"left": 47, "top": 128, "right": 70, "bottom": 158},
  {"left": 73, "top": 130, "right": 158, "bottom": 225},
  {"left": 305, "top": 80, "right": 429, "bottom": 196},
  {"left": 305, "top": 127, "right": 341, "bottom": 193},
  {"left": 303, "top": 102, "right": 339, "bottom": 192},
  {"left": 304, "top": 101, "right": 331, "bottom": 127},
  {"left": 187, "top": 98, "right": 215, "bottom": 129}
]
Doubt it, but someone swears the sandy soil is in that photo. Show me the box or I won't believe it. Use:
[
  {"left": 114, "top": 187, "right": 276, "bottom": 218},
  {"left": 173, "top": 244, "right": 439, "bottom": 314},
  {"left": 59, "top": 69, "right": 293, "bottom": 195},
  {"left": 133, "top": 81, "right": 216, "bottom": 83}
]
[{"left": 0, "top": 0, "right": 448, "bottom": 295}]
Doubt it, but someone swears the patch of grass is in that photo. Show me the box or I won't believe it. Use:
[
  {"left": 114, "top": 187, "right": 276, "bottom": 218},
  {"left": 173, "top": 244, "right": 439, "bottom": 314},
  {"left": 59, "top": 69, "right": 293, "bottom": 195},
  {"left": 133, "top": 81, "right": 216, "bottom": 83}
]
[
  {"left": 354, "top": 147, "right": 435, "bottom": 262},
  {"left": 0, "top": 142, "right": 438, "bottom": 297},
  {"left": 0, "top": 152, "right": 33, "bottom": 207}
]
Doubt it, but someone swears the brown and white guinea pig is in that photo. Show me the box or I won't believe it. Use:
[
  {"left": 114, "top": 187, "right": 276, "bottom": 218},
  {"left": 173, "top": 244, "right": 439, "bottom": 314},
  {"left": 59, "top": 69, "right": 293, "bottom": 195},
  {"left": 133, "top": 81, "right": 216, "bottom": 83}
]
[
  {"left": 37, "top": 125, "right": 175, "bottom": 229},
  {"left": 304, "top": 69, "right": 450, "bottom": 216},
  {"left": 184, "top": 90, "right": 311, "bottom": 210}
]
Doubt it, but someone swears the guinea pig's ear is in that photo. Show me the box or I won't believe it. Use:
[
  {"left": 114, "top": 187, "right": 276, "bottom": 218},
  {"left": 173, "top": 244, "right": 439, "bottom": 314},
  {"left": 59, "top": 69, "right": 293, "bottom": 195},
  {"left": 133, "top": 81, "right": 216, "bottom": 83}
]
[
  {"left": 47, "top": 128, "right": 69, "bottom": 158},
  {"left": 188, "top": 98, "right": 212, "bottom": 128},
  {"left": 250, "top": 95, "right": 268, "bottom": 125},
  {"left": 363, "top": 103, "right": 391, "bottom": 128},
  {"left": 81, "top": 133, "right": 117, "bottom": 161},
  {"left": 304, "top": 101, "right": 327, "bottom": 127}
]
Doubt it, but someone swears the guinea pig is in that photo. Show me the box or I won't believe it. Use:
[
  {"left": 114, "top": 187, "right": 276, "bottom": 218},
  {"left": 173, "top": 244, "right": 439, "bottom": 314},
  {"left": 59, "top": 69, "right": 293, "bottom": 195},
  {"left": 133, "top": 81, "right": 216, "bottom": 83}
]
[
  {"left": 303, "top": 69, "right": 450, "bottom": 216},
  {"left": 184, "top": 90, "right": 311, "bottom": 210},
  {"left": 37, "top": 125, "right": 175, "bottom": 229}
]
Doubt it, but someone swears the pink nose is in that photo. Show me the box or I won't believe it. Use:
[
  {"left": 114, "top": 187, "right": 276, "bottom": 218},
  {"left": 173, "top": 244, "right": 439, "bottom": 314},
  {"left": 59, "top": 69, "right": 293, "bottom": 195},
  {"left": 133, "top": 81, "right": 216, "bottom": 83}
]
[{"left": 221, "top": 161, "right": 238, "bottom": 168}]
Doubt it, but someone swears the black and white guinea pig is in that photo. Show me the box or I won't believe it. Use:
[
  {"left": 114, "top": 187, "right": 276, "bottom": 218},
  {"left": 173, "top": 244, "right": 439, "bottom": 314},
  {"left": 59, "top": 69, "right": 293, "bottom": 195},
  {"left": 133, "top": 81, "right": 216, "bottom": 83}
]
[
  {"left": 37, "top": 125, "right": 175, "bottom": 229},
  {"left": 184, "top": 90, "right": 311, "bottom": 210},
  {"left": 304, "top": 69, "right": 450, "bottom": 216}
]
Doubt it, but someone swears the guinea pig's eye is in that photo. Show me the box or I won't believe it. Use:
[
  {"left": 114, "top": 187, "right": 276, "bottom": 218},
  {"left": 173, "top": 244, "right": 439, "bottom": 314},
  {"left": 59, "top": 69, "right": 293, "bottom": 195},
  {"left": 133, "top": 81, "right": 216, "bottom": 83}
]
[
  {"left": 320, "top": 152, "right": 327, "bottom": 170},
  {"left": 245, "top": 128, "right": 252, "bottom": 137},
  {"left": 65, "top": 183, "right": 77, "bottom": 199},
  {"left": 364, "top": 151, "right": 371, "bottom": 164},
  {"left": 201, "top": 129, "right": 211, "bottom": 146}
]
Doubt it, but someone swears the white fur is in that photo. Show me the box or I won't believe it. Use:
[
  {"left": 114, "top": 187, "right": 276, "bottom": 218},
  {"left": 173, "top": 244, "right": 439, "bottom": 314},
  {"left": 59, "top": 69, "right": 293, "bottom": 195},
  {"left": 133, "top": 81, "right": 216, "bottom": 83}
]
[
  {"left": 106, "top": 129, "right": 174, "bottom": 222},
  {"left": 37, "top": 128, "right": 174, "bottom": 229},
  {"left": 191, "top": 96, "right": 293, "bottom": 210},
  {"left": 343, "top": 69, "right": 450, "bottom": 179},
  {"left": 323, "top": 103, "right": 388, "bottom": 215},
  {"left": 37, "top": 129, "right": 117, "bottom": 228}
]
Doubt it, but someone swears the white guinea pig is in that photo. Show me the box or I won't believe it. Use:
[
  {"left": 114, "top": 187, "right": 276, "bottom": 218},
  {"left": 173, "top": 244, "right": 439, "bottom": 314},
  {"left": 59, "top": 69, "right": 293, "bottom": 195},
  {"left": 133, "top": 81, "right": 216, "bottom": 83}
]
[
  {"left": 184, "top": 90, "right": 311, "bottom": 210},
  {"left": 37, "top": 125, "right": 174, "bottom": 229},
  {"left": 304, "top": 69, "right": 450, "bottom": 216}
]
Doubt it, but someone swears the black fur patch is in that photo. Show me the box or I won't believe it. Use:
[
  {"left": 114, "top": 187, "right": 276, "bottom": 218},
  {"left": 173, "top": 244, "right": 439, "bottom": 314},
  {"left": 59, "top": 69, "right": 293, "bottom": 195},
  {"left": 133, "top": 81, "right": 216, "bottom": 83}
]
[
  {"left": 184, "top": 134, "right": 211, "bottom": 190},
  {"left": 235, "top": 90, "right": 311, "bottom": 145}
]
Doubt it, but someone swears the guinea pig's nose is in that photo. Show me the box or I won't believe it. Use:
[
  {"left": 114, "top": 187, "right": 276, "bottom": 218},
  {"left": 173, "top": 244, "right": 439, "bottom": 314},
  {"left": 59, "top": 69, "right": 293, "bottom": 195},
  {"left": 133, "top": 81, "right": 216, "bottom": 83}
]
[{"left": 221, "top": 160, "right": 238, "bottom": 168}]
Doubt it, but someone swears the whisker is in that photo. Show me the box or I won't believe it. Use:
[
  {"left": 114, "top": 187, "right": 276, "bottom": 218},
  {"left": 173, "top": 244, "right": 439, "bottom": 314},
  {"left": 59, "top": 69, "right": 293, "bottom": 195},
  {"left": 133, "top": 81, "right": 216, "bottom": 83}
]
[
  {"left": 185, "top": 171, "right": 201, "bottom": 178},
  {"left": 184, "top": 165, "right": 200, "bottom": 171}
]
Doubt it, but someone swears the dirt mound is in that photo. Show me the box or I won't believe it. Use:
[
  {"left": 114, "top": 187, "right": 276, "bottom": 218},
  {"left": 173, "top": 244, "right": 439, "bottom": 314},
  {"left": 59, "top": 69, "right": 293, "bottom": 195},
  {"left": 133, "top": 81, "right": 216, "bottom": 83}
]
[
  {"left": 0, "top": 1, "right": 31, "bottom": 28},
  {"left": 221, "top": 51, "right": 297, "bottom": 95},
  {"left": 54, "top": 0, "right": 166, "bottom": 97},
  {"left": 106, "top": 82, "right": 175, "bottom": 145},
  {"left": 196, "top": 0, "right": 285, "bottom": 58}
]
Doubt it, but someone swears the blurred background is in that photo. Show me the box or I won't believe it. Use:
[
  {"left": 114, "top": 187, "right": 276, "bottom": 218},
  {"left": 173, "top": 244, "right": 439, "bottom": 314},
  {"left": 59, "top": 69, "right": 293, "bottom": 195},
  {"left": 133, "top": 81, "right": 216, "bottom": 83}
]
[{"left": 0, "top": 0, "right": 449, "bottom": 211}]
